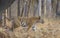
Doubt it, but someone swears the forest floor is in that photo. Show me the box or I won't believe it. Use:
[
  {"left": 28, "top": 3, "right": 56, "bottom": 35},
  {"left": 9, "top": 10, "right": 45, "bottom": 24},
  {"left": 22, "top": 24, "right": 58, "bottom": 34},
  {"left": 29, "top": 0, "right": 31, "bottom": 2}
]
[
  {"left": 0, "top": 18, "right": 60, "bottom": 38},
  {"left": 13, "top": 18, "right": 60, "bottom": 38}
]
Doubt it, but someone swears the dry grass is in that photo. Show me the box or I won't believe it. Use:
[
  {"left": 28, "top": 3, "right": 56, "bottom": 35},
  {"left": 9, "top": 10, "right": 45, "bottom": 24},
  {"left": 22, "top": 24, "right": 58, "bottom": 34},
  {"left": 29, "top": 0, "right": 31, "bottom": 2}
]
[
  {"left": 14, "top": 18, "right": 60, "bottom": 38},
  {"left": 1, "top": 17, "right": 60, "bottom": 38}
]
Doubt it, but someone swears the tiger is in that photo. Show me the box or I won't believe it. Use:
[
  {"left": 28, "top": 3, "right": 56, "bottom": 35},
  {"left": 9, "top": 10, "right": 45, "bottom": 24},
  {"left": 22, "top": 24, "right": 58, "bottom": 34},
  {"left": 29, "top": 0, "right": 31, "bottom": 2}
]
[{"left": 6, "top": 16, "right": 44, "bottom": 31}]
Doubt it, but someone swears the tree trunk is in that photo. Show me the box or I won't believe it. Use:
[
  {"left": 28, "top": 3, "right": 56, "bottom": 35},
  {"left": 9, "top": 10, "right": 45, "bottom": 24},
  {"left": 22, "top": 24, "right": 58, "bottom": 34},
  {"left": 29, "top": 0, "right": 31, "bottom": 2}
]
[{"left": 51, "top": 0, "right": 58, "bottom": 18}]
